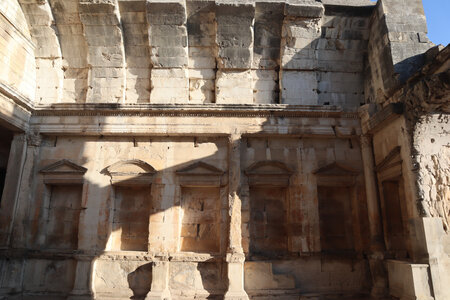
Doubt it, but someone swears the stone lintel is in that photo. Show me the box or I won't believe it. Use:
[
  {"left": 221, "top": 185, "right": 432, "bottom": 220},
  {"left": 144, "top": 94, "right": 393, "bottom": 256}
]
[{"left": 284, "top": 0, "right": 324, "bottom": 18}]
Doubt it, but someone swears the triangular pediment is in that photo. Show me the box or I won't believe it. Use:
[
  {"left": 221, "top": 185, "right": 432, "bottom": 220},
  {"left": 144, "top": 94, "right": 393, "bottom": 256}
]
[
  {"left": 176, "top": 161, "right": 224, "bottom": 176},
  {"left": 375, "top": 146, "right": 402, "bottom": 173},
  {"left": 245, "top": 161, "right": 293, "bottom": 176},
  {"left": 313, "top": 162, "right": 358, "bottom": 177},
  {"left": 105, "top": 160, "right": 156, "bottom": 176},
  {"left": 40, "top": 159, "right": 87, "bottom": 174}
]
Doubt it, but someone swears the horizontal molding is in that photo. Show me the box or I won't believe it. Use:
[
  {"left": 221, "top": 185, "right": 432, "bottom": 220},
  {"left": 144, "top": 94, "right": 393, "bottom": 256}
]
[{"left": 32, "top": 103, "right": 359, "bottom": 119}]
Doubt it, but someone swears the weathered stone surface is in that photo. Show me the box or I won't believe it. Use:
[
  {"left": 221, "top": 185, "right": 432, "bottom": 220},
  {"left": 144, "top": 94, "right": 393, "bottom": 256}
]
[{"left": 0, "top": 1, "right": 448, "bottom": 300}]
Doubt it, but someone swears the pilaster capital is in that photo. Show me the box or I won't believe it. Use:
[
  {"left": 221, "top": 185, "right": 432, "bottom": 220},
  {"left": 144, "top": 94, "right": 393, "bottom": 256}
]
[
  {"left": 226, "top": 252, "right": 246, "bottom": 263},
  {"left": 26, "top": 132, "right": 42, "bottom": 147}
]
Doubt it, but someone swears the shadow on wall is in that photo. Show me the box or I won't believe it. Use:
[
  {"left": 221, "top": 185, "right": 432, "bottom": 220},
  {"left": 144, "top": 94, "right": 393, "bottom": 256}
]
[
  {"left": 127, "top": 263, "right": 152, "bottom": 300},
  {"left": 2, "top": 135, "right": 230, "bottom": 300}
]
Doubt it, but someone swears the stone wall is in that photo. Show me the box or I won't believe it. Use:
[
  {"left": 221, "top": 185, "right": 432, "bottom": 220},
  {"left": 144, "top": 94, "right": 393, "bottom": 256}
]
[
  {"left": 365, "top": 0, "right": 434, "bottom": 104},
  {"left": 0, "top": 0, "right": 35, "bottom": 100},
  {"left": 2, "top": 0, "right": 375, "bottom": 109},
  {"left": 0, "top": 0, "right": 448, "bottom": 300}
]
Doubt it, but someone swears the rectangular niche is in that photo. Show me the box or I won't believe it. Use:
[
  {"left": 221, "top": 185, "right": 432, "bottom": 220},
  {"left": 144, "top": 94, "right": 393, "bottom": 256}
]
[
  {"left": 113, "top": 186, "right": 152, "bottom": 251},
  {"left": 249, "top": 186, "right": 288, "bottom": 257},
  {"left": 382, "top": 180, "right": 407, "bottom": 253},
  {"left": 46, "top": 184, "right": 83, "bottom": 250},
  {"left": 317, "top": 186, "right": 354, "bottom": 252},
  {"left": 180, "top": 187, "right": 220, "bottom": 253}
]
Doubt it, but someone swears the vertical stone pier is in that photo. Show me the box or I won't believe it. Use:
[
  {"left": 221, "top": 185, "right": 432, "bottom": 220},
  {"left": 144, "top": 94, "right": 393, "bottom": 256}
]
[
  {"left": 216, "top": 0, "right": 255, "bottom": 104},
  {"left": 224, "top": 133, "right": 249, "bottom": 300}
]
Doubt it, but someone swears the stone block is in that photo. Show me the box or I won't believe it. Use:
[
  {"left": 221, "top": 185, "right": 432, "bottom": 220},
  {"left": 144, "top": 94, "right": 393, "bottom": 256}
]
[
  {"left": 216, "top": 70, "right": 253, "bottom": 104},
  {"left": 280, "top": 71, "right": 318, "bottom": 105},
  {"left": 284, "top": 1, "right": 324, "bottom": 18}
]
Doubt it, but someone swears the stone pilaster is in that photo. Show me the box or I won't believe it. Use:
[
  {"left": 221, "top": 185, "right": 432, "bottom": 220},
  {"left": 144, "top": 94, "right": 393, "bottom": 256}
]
[
  {"left": 215, "top": 1, "right": 255, "bottom": 104},
  {"left": 10, "top": 133, "right": 42, "bottom": 248},
  {"left": 360, "top": 134, "right": 388, "bottom": 297},
  {"left": 147, "top": 0, "right": 189, "bottom": 104},
  {"left": 67, "top": 258, "right": 94, "bottom": 300},
  {"left": 146, "top": 259, "right": 171, "bottom": 300},
  {"left": 224, "top": 133, "right": 248, "bottom": 300}
]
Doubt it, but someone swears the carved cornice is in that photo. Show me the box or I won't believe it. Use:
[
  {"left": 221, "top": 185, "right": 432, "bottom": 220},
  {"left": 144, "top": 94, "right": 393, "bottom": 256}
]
[{"left": 32, "top": 104, "right": 360, "bottom": 119}]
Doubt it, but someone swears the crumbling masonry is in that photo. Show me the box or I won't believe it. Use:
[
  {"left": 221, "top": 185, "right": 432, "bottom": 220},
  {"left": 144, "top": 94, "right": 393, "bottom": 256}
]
[{"left": 0, "top": 0, "right": 449, "bottom": 299}]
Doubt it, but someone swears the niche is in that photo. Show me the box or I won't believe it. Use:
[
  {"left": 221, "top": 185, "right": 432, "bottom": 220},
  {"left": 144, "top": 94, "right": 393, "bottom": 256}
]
[
  {"left": 40, "top": 160, "right": 87, "bottom": 250},
  {"left": 104, "top": 160, "right": 156, "bottom": 252},
  {"left": 176, "top": 162, "right": 225, "bottom": 253},
  {"left": 314, "top": 163, "right": 358, "bottom": 253},
  {"left": 376, "top": 147, "right": 408, "bottom": 257},
  {"left": 245, "top": 161, "right": 293, "bottom": 258}
]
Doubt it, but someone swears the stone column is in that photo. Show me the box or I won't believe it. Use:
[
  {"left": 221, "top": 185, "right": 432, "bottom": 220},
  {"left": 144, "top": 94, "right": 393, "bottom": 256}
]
[
  {"left": 0, "top": 133, "right": 27, "bottom": 247},
  {"left": 146, "top": 259, "right": 171, "bottom": 300},
  {"left": 360, "top": 134, "right": 388, "bottom": 297},
  {"left": 224, "top": 133, "right": 249, "bottom": 300}
]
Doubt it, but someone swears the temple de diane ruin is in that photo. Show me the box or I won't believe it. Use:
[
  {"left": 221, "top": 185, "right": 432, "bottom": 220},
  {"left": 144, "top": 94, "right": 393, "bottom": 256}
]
[{"left": 0, "top": 0, "right": 449, "bottom": 299}]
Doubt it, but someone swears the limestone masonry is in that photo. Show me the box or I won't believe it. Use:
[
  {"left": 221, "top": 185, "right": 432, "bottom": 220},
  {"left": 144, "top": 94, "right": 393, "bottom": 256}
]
[{"left": 0, "top": 0, "right": 448, "bottom": 299}]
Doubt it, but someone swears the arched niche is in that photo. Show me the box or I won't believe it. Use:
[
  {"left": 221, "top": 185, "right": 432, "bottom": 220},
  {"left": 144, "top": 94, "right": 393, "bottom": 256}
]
[
  {"left": 104, "top": 159, "right": 156, "bottom": 186},
  {"left": 313, "top": 162, "right": 359, "bottom": 253},
  {"left": 103, "top": 160, "right": 156, "bottom": 252},
  {"left": 176, "top": 162, "right": 226, "bottom": 254}
]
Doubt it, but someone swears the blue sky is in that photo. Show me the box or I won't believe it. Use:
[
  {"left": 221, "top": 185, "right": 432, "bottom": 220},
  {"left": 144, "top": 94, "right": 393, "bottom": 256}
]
[{"left": 423, "top": 0, "right": 450, "bottom": 46}]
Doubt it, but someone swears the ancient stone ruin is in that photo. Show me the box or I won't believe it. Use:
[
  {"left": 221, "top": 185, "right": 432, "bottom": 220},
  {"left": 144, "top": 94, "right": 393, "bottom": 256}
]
[{"left": 0, "top": 0, "right": 448, "bottom": 299}]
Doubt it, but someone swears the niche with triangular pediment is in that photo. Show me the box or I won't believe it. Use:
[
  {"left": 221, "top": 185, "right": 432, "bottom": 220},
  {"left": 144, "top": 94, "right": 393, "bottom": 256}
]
[
  {"left": 40, "top": 159, "right": 87, "bottom": 184},
  {"left": 245, "top": 161, "right": 293, "bottom": 258},
  {"left": 39, "top": 160, "right": 87, "bottom": 250},
  {"left": 375, "top": 147, "right": 409, "bottom": 257},
  {"left": 313, "top": 162, "right": 359, "bottom": 253},
  {"left": 245, "top": 160, "right": 293, "bottom": 187},
  {"left": 176, "top": 162, "right": 225, "bottom": 253},
  {"left": 176, "top": 161, "right": 225, "bottom": 187},
  {"left": 375, "top": 146, "right": 402, "bottom": 182},
  {"left": 313, "top": 162, "right": 359, "bottom": 186}
]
